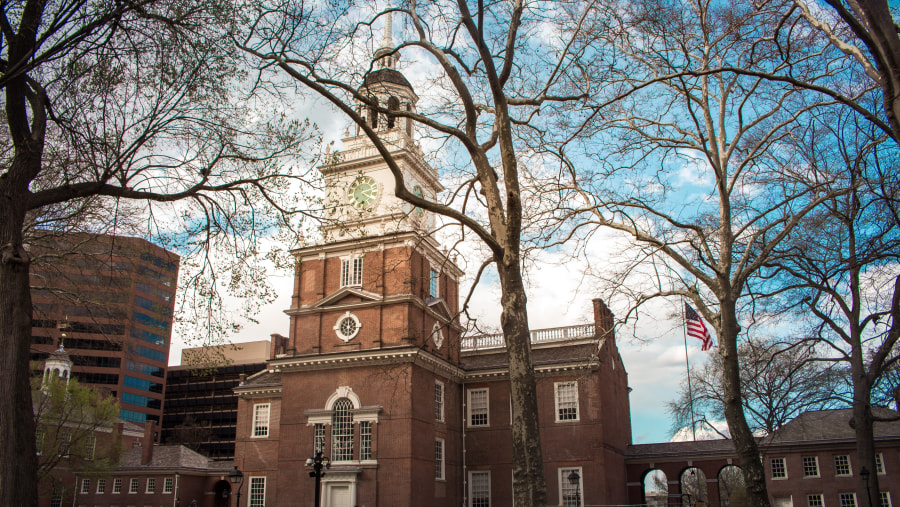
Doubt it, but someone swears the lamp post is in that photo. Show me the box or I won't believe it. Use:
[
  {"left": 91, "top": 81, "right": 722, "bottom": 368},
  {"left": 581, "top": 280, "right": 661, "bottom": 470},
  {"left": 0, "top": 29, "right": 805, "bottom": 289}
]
[
  {"left": 861, "top": 466, "right": 874, "bottom": 507},
  {"left": 228, "top": 466, "right": 244, "bottom": 507},
  {"left": 567, "top": 470, "right": 581, "bottom": 507},
  {"left": 306, "top": 451, "right": 330, "bottom": 507}
]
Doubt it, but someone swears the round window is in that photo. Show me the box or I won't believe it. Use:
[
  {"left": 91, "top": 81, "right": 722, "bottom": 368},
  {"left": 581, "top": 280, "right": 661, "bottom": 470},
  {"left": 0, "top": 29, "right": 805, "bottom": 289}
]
[{"left": 334, "top": 312, "right": 361, "bottom": 342}]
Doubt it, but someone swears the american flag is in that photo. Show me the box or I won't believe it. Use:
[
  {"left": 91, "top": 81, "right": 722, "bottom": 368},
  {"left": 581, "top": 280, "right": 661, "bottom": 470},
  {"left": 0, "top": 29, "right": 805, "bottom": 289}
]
[{"left": 685, "top": 303, "right": 714, "bottom": 351}]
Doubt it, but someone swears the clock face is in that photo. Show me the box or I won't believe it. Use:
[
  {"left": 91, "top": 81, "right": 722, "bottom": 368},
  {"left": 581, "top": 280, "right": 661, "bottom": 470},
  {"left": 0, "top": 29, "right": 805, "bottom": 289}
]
[{"left": 348, "top": 176, "right": 378, "bottom": 209}]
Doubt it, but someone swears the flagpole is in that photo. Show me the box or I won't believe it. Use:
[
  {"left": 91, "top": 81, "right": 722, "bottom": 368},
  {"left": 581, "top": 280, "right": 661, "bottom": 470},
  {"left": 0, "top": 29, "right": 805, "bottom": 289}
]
[{"left": 682, "top": 302, "right": 697, "bottom": 441}]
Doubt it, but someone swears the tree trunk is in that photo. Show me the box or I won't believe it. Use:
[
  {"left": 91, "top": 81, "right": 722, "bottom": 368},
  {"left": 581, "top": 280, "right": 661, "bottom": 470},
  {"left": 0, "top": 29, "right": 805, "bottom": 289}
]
[
  {"left": 852, "top": 352, "right": 880, "bottom": 507},
  {"left": 498, "top": 259, "right": 547, "bottom": 507},
  {"left": 0, "top": 178, "right": 39, "bottom": 507},
  {"left": 719, "top": 298, "right": 770, "bottom": 507}
]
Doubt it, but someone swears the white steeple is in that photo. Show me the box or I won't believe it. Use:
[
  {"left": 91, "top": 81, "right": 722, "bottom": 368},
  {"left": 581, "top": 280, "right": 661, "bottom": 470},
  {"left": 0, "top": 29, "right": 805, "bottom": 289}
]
[
  {"left": 374, "top": 9, "right": 396, "bottom": 69},
  {"left": 42, "top": 341, "right": 73, "bottom": 389}
]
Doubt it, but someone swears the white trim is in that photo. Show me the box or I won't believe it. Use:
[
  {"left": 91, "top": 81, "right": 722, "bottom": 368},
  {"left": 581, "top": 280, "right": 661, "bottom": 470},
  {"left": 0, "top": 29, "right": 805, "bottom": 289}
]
[
  {"left": 248, "top": 476, "right": 267, "bottom": 507},
  {"left": 558, "top": 466, "right": 584, "bottom": 507},
  {"left": 325, "top": 386, "right": 362, "bottom": 410},
  {"left": 467, "top": 388, "right": 489, "bottom": 428},
  {"left": 435, "top": 437, "right": 446, "bottom": 481},
  {"left": 771, "top": 457, "right": 788, "bottom": 479},
  {"left": 434, "top": 380, "right": 445, "bottom": 422},
  {"left": 432, "top": 322, "right": 445, "bottom": 349},
  {"left": 340, "top": 256, "right": 364, "bottom": 287},
  {"left": 129, "top": 478, "right": 139, "bottom": 494},
  {"left": 554, "top": 381, "right": 580, "bottom": 423},
  {"left": 468, "top": 470, "right": 491, "bottom": 507},
  {"left": 334, "top": 311, "right": 362, "bottom": 342},
  {"left": 80, "top": 478, "right": 90, "bottom": 495},
  {"left": 252, "top": 403, "right": 271, "bottom": 438},
  {"left": 145, "top": 477, "right": 156, "bottom": 494},
  {"left": 802, "top": 456, "right": 820, "bottom": 478},
  {"left": 834, "top": 454, "right": 853, "bottom": 477},
  {"left": 876, "top": 452, "right": 886, "bottom": 475}
]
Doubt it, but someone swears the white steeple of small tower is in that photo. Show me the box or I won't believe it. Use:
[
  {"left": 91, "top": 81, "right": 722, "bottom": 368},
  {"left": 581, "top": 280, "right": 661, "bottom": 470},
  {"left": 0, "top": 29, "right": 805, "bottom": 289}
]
[
  {"left": 375, "top": 10, "right": 396, "bottom": 69},
  {"left": 42, "top": 341, "right": 73, "bottom": 389}
]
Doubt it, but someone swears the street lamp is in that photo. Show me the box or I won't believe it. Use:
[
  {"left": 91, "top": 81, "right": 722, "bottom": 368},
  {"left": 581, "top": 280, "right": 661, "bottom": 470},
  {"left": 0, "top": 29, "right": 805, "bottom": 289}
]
[
  {"left": 567, "top": 470, "right": 581, "bottom": 507},
  {"left": 861, "top": 466, "right": 874, "bottom": 507},
  {"left": 228, "top": 466, "right": 244, "bottom": 507},
  {"left": 306, "top": 451, "right": 331, "bottom": 507}
]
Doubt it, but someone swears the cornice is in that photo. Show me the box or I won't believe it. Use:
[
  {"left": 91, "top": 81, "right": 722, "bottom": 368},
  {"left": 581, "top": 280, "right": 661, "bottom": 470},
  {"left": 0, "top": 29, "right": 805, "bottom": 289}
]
[
  {"left": 268, "top": 347, "right": 465, "bottom": 381},
  {"left": 234, "top": 384, "right": 282, "bottom": 399},
  {"left": 285, "top": 293, "right": 466, "bottom": 333}
]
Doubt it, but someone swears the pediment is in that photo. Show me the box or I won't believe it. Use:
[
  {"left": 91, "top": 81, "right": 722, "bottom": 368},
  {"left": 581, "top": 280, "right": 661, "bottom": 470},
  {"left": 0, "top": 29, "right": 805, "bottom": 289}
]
[
  {"left": 314, "top": 287, "right": 384, "bottom": 308},
  {"left": 426, "top": 297, "right": 452, "bottom": 321}
]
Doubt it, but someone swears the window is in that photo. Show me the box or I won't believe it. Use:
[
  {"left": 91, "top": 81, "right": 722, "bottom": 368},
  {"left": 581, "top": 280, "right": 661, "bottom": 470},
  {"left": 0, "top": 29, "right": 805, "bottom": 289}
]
[
  {"left": 429, "top": 269, "right": 439, "bottom": 298},
  {"left": 249, "top": 477, "right": 266, "bottom": 507},
  {"left": 334, "top": 311, "right": 361, "bottom": 342},
  {"left": 876, "top": 453, "right": 886, "bottom": 474},
  {"left": 81, "top": 479, "right": 90, "bottom": 494},
  {"left": 835, "top": 455, "right": 852, "bottom": 476},
  {"left": 360, "top": 421, "right": 372, "bottom": 461},
  {"left": 97, "top": 479, "right": 106, "bottom": 494},
  {"left": 253, "top": 403, "right": 270, "bottom": 438},
  {"left": 882, "top": 492, "right": 892, "bottom": 507},
  {"left": 559, "top": 467, "right": 583, "bottom": 507},
  {"left": 341, "top": 257, "right": 363, "bottom": 287},
  {"left": 86, "top": 435, "right": 96, "bottom": 460},
  {"left": 129, "top": 478, "right": 139, "bottom": 494},
  {"left": 50, "top": 483, "right": 63, "bottom": 507},
  {"left": 555, "top": 381, "right": 579, "bottom": 422},
  {"left": 840, "top": 493, "right": 857, "bottom": 507},
  {"left": 469, "top": 471, "right": 490, "bottom": 507},
  {"left": 435, "top": 381, "right": 445, "bottom": 422},
  {"left": 468, "top": 388, "right": 489, "bottom": 427},
  {"left": 113, "top": 478, "right": 122, "bottom": 494},
  {"left": 146, "top": 478, "right": 155, "bottom": 493},
  {"left": 803, "top": 456, "right": 820, "bottom": 477},
  {"left": 332, "top": 398, "right": 354, "bottom": 461},
  {"left": 808, "top": 494, "right": 824, "bottom": 507},
  {"left": 163, "top": 477, "right": 173, "bottom": 494},
  {"left": 771, "top": 457, "right": 787, "bottom": 479},
  {"left": 60, "top": 431, "right": 72, "bottom": 458},
  {"left": 314, "top": 423, "right": 325, "bottom": 454},
  {"left": 435, "top": 438, "right": 445, "bottom": 480},
  {"left": 36, "top": 428, "right": 44, "bottom": 456}
]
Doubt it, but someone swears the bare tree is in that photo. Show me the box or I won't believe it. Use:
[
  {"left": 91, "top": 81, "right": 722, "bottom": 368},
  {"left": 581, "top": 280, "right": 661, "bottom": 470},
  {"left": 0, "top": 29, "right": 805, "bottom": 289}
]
[
  {"left": 764, "top": 106, "right": 900, "bottom": 507},
  {"left": 668, "top": 339, "right": 844, "bottom": 437},
  {"left": 560, "top": 2, "right": 846, "bottom": 505},
  {"left": 0, "top": 2, "right": 318, "bottom": 505},
  {"left": 239, "top": 1, "right": 601, "bottom": 504}
]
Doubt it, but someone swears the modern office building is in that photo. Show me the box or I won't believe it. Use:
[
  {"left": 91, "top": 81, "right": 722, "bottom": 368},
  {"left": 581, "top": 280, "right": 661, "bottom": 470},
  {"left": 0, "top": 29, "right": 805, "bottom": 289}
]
[
  {"left": 162, "top": 340, "right": 273, "bottom": 459},
  {"left": 29, "top": 232, "right": 179, "bottom": 424}
]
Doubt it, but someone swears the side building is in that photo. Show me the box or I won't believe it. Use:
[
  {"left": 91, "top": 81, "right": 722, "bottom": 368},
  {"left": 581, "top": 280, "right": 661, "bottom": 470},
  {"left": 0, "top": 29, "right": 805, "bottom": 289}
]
[
  {"left": 162, "top": 340, "right": 274, "bottom": 459},
  {"left": 29, "top": 232, "right": 179, "bottom": 425}
]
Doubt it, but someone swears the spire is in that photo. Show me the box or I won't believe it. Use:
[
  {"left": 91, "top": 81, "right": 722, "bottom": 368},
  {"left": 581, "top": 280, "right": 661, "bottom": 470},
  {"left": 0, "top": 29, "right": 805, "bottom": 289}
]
[{"left": 374, "top": 9, "right": 396, "bottom": 69}]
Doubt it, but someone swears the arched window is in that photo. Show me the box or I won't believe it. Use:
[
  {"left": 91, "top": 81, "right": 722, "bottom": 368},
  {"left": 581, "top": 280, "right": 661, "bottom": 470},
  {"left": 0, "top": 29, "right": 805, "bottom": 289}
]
[
  {"left": 405, "top": 103, "right": 413, "bottom": 137},
  {"left": 369, "top": 99, "right": 379, "bottom": 129},
  {"left": 643, "top": 469, "right": 668, "bottom": 507},
  {"left": 332, "top": 398, "right": 354, "bottom": 461},
  {"left": 387, "top": 96, "right": 400, "bottom": 128},
  {"left": 680, "top": 467, "right": 708, "bottom": 506},
  {"left": 718, "top": 465, "right": 746, "bottom": 507}
]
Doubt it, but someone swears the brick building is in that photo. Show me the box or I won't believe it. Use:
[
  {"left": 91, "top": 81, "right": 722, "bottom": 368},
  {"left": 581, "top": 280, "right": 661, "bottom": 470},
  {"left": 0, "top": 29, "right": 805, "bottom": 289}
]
[{"left": 29, "top": 232, "right": 179, "bottom": 425}]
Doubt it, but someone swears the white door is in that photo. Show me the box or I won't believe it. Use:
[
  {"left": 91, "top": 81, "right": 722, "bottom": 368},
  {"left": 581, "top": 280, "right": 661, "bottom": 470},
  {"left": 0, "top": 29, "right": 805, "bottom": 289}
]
[
  {"left": 328, "top": 484, "right": 352, "bottom": 507},
  {"left": 774, "top": 495, "right": 793, "bottom": 507}
]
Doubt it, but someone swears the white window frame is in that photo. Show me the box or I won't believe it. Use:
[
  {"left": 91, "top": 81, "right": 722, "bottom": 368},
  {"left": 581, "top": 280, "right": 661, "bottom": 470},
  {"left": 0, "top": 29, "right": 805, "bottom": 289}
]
[
  {"left": 468, "top": 470, "right": 491, "bottom": 507},
  {"left": 113, "top": 478, "right": 122, "bottom": 494},
  {"left": 554, "top": 381, "right": 580, "bottom": 422},
  {"left": 771, "top": 457, "right": 787, "bottom": 479},
  {"left": 333, "top": 311, "right": 362, "bottom": 342},
  {"left": 313, "top": 423, "right": 325, "bottom": 454},
  {"left": 840, "top": 493, "right": 858, "bottom": 507},
  {"left": 80, "top": 478, "right": 90, "bottom": 495},
  {"left": 86, "top": 434, "right": 96, "bottom": 460},
  {"left": 360, "top": 421, "right": 373, "bottom": 461},
  {"left": 163, "top": 477, "right": 173, "bottom": 494},
  {"left": 559, "top": 467, "right": 584, "bottom": 507},
  {"left": 803, "top": 456, "right": 820, "bottom": 477},
  {"left": 835, "top": 455, "right": 853, "bottom": 477},
  {"left": 881, "top": 492, "right": 892, "bottom": 507},
  {"left": 341, "top": 257, "right": 363, "bottom": 287},
  {"left": 96, "top": 479, "right": 106, "bottom": 494},
  {"left": 252, "top": 403, "right": 270, "bottom": 438},
  {"left": 807, "top": 494, "right": 824, "bottom": 507},
  {"left": 435, "top": 438, "right": 446, "bottom": 481},
  {"left": 146, "top": 477, "right": 155, "bottom": 494},
  {"left": 435, "top": 381, "right": 445, "bottom": 422},
  {"left": 249, "top": 476, "right": 266, "bottom": 507},
  {"left": 876, "top": 452, "right": 886, "bottom": 475},
  {"left": 467, "top": 388, "right": 489, "bottom": 427},
  {"left": 129, "top": 478, "right": 139, "bottom": 494}
]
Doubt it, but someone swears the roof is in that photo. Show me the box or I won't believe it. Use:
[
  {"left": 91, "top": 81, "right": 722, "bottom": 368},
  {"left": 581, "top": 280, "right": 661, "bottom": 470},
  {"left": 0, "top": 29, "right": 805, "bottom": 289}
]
[
  {"left": 239, "top": 369, "right": 282, "bottom": 389},
  {"left": 362, "top": 68, "right": 412, "bottom": 90},
  {"left": 627, "top": 439, "right": 736, "bottom": 459},
  {"left": 768, "top": 408, "right": 900, "bottom": 443},
  {"left": 118, "top": 445, "right": 215, "bottom": 470}
]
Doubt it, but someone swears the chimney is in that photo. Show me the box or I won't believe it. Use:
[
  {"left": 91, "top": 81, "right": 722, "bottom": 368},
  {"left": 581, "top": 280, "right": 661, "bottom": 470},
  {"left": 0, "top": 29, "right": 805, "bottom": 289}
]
[
  {"left": 271, "top": 333, "right": 288, "bottom": 358},
  {"left": 140, "top": 421, "right": 158, "bottom": 465},
  {"left": 592, "top": 299, "right": 615, "bottom": 342}
]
